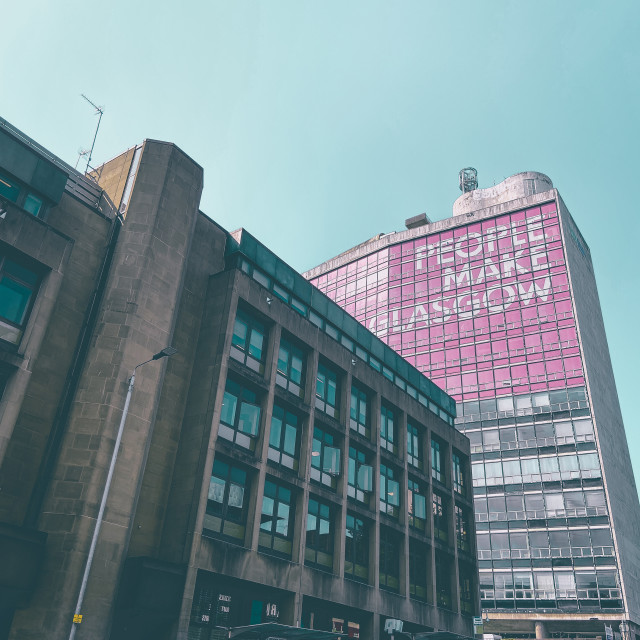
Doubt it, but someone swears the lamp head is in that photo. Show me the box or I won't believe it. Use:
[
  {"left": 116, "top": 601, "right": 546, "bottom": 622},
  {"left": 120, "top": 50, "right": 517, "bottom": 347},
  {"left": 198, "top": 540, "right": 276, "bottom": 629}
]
[{"left": 152, "top": 346, "right": 178, "bottom": 360}]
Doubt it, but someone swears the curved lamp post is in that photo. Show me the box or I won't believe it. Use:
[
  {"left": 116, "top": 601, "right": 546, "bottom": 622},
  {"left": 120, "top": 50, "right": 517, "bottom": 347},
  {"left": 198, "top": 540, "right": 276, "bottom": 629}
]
[{"left": 69, "top": 346, "right": 177, "bottom": 640}]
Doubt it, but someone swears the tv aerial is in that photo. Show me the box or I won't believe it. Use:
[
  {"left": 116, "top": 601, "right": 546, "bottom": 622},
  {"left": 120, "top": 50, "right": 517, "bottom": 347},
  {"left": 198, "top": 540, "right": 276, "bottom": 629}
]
[{"left": 76, "top": 94, "right": 104, "bottom": 173}]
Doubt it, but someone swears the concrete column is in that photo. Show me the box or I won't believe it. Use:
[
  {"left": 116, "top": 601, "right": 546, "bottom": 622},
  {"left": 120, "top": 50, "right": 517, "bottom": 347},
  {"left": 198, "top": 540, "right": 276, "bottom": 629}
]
[{"left": 535, "top": 621, "right": 548, "bottom": 639}]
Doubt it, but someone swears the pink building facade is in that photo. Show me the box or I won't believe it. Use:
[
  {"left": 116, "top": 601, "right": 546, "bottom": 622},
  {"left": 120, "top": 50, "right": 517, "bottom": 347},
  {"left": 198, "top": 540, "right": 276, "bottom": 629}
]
[{"left": 305, "top": 173, "right": 640, "bottom": 640}]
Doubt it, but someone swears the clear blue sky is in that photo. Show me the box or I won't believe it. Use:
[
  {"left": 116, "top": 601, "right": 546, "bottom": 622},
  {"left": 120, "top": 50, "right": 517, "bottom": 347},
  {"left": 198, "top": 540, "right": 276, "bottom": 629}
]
[{"left": 2, "top": 1, "right": 638, "bottom": 491}]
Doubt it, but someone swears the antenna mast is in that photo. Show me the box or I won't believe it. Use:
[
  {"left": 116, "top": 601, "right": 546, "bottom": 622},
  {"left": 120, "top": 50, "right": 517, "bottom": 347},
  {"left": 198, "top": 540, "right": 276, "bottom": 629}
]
[{"left": 80, "top": 94, "right": 104, "bottom": 174}]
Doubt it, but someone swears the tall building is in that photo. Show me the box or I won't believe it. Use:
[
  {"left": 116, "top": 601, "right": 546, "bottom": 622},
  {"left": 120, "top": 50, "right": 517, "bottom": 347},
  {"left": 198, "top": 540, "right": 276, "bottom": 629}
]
[
  {"left": 305, "top": 171, "right": 640, "bottom": 640},
  {"left": 0, "top": 117, "right": 478, "bottom": 640}
]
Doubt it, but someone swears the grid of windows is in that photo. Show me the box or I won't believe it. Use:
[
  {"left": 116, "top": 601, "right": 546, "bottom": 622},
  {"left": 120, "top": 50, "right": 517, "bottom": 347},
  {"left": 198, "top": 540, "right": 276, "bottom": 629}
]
[
  {"left": 407, "top": 422, "right": 422, "bottom": 469},
  {"left": 379, "top": 527, "right": 400, "bottom": 592},
  {"left": 380, "top": 403, "right": 397, "bottom": 454},
  {"left": 344, "top": 514, "right": 369, "bottom": 583},
  {"left": 219, "top": 378, "right": 261, "bottom": 450},
  {"left": 231, "top": 309, "right": 267, "bottom": 373},
  {"left": 276, "top": 337, "right": 305, "bottom": 397},
  {"left": 203, "top": 458, "right": 249, "bottom": 543},
  {"left": 0, "top": 255, "right": 40, "bottom": 345},
  {"left": 316, "top": 362, "right": 339, "bottom": 418},
  {"left": 267, "top": 404, "right": 299, "bottom": 470},
  {"left": 310, "top": 427, "right": 341, "bottom": 490},
  {"left": 305, "top": 497, "right": 333, "bottom": 571},
  {"left": 480, "top": 568, "right": 622, "bottom": 610},
  {"left": 348, "top": 446, "right": 373, "bottom": 505},
  {"left": 259, "top": 480, "right": 295, "bottom": 558},
  {"left": 349, "top": 383, "right": 369, "bottom": 437},
  {"left": 310, "top": 203, "right": 581, "bottom": 401}
]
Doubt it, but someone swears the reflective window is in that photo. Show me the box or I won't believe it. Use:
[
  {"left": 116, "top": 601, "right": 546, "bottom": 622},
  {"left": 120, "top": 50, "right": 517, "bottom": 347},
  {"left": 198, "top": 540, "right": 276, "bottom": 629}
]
[
  {"left": 219, "top": 378, "right": 261, "bottom": 450},
  {"left": 203, "top": 458, "right": 249, "bottom": 543},
  {"left": 267, "top": 404, "right": 300, "bottom": 470},
  {"left": 350, "top": 383, "right": 370, "bottom": 437},
  {"left": 380, "top": 403, "right": 397, "bottom": 454},
  {"left": 305, "top": 497, "right": 333, "bottom": 571},
  {"left": 379, "top": 463, "right": 400, "bottom": 518},
  {"left": 344, "top": 514, "right": 369, "bottom": 583},
  {"left": 407, "top": 421, "right": 423, "bottom": 469},
  {"left": 276, "top": 337, "right": 305, "bottom": 397},
  {"left": 433, "top": 492, "right": 448, "bottom": 542},
  {"left": 348, "top": 446, "right": 372, "bottom": 504},
  {"left": 316, "top": 362, "right": 340, "bottom": 418},
  {"left": 259, "top": 479, "right": 295, "bottom": 558},
  {"left": 0, "top": 255, "right": 40, "bottom": 345},
  {"left": 431, "top": 437, "right": 443, "bottom": 482},
  {"left": 230, "top": 308, "right": 267, "bottom": 373},
  {"left": 408, "top": 478, "right": 427, "bottom": 531},
  {"left": 310, "top": 426, "right": 341, "bottom": 490},
  {"left": 409, "top": 540, "right": 428, "bottom": 601},
  {"left": 452, "top": 452, "right": 466, "bottom": 495},
  {"left": 379, "top": 527, "right": 401, "bottom": 592}
]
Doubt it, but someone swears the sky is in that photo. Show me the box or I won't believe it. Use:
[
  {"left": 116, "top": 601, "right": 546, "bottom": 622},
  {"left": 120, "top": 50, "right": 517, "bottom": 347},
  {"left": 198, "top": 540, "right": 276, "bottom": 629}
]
[{"left": 1, "top": 1, "right": 639, "bottom": 490}]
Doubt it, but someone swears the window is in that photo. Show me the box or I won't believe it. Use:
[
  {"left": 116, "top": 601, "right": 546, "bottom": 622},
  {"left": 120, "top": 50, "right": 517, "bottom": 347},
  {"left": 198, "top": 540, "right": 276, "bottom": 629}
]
[
  {"left": 316, "top": 362, "right": 339, "bottom": 418},
  {"left": 305, "top": 497, "right": 333, "bottom": 571},
  {"left": 380, "top": 403, "right": 397, "bottom": 454},
  {"left": 344, "top": 514, "right": 369, "bottom": 583},
  {"left": 380, "top": 463, "right": 400, "bottom": 518},
  {"left": 407, "top": 422, "right": 423, "bottom": 469},
  {"left": 433, "top": 492, "right": 448, "bottom": 542},
  {"left": 219, "top": 378, "right": 261, "bottom": 450},
  {"left": 0, "top": 255, "right": 40, "bottom": 345},
  {"left": 259, "top": 479, "right": 295, "bottom": 558},
  {"left": 435, "top": 552, "right": 452, "bottom": 608},
  {"left": 230, "top": 308, "right": 267, "bottom": 373},
  {"left": 408, "top": 478, "right": 427, "bottom": 531},
  {"left": 267, "top": 404, "right": 299, "bottom": 470},
  {"left": 452, "top": 452, "right": 466, "bottom": 496},
  {"left": 350, "top": 384, "right": 369, "bottom": 437},
  {"left": 455, "top": 505, "right": 470, "bottom": 552},
  {"left": 0, "top": 172, "right": 46, "bottom": 217},
  {"left": 348, "top": 446, "right": 373, "bottom": 504},
  {"left": 431, "top": 438, "right": 443, "bottom": 483},
  {"left": 310, "top": 427, "right": 341, "bottom": 489},
  {"left": 459, "top": 563, "right": 475, "bottom": 614},
  {"left": 409, "top": 541, "right": 428, "bottom": 601},
  {"left": 379, "top": 527, "right": 400, "bottom": 592},
  {"left": 0, "top": 173, "right": 20, "bottom": 201},
  {"left": 203, "top": 458, "right": 249, "bottom": 543},
  {"left": 276, "top": 337, "right": 305, "bottom": 397}
]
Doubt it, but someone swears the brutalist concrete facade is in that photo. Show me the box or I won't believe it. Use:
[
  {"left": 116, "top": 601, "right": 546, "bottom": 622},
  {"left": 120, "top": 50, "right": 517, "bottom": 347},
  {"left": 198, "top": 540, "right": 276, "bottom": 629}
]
[
  {"left": 305, "top": 174, "right": 640, "bottom": 640},
  {"left": 0, "top": 118, "right": 479, "bottom": 640}
]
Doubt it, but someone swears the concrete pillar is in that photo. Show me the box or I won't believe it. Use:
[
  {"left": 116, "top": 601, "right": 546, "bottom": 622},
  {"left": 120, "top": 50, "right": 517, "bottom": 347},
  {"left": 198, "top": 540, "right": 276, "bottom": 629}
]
[{"left": 535, "top": 621, "right": 548, "bottom": 639}]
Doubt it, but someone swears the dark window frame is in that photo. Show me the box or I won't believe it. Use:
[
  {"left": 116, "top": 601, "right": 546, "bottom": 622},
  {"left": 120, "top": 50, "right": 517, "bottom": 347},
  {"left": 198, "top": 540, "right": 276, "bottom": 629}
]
[
  {"left": 267, "top": 403, "right": 300, "bottom": 471},
  {"left": 258, "top": 479, "right": 296, "bottom": 558}
]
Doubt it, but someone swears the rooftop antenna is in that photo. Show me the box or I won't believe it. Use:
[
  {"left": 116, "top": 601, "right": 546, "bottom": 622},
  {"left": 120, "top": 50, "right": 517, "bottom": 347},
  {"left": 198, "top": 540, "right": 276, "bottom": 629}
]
[
  {"left": 79, "top": 94, "right": 104, "bottom": 174},
  {"left": 459, "top": 167, "right": 478, "bottom": 193}
]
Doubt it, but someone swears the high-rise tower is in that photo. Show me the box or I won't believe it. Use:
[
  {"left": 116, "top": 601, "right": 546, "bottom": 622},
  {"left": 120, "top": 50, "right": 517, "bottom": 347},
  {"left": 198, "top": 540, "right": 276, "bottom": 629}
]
[{"left": 305, "top": 172, "right": 640, "bottom": 640}]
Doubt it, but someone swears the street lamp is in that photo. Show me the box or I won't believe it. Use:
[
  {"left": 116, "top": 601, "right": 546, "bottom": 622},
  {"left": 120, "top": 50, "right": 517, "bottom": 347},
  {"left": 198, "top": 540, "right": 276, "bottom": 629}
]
[{"left": 68, "top": 346, "right": 177, "bottom": 640}]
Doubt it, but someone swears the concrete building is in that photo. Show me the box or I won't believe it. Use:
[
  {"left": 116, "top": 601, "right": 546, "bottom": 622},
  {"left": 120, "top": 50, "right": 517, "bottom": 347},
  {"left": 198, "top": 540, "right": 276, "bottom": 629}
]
[
  {"left": 305, "top": 171, "right": 640, "bottom": 640},
  {"left": 0, "top": 117, "right": 478, "bottom": 640}
]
